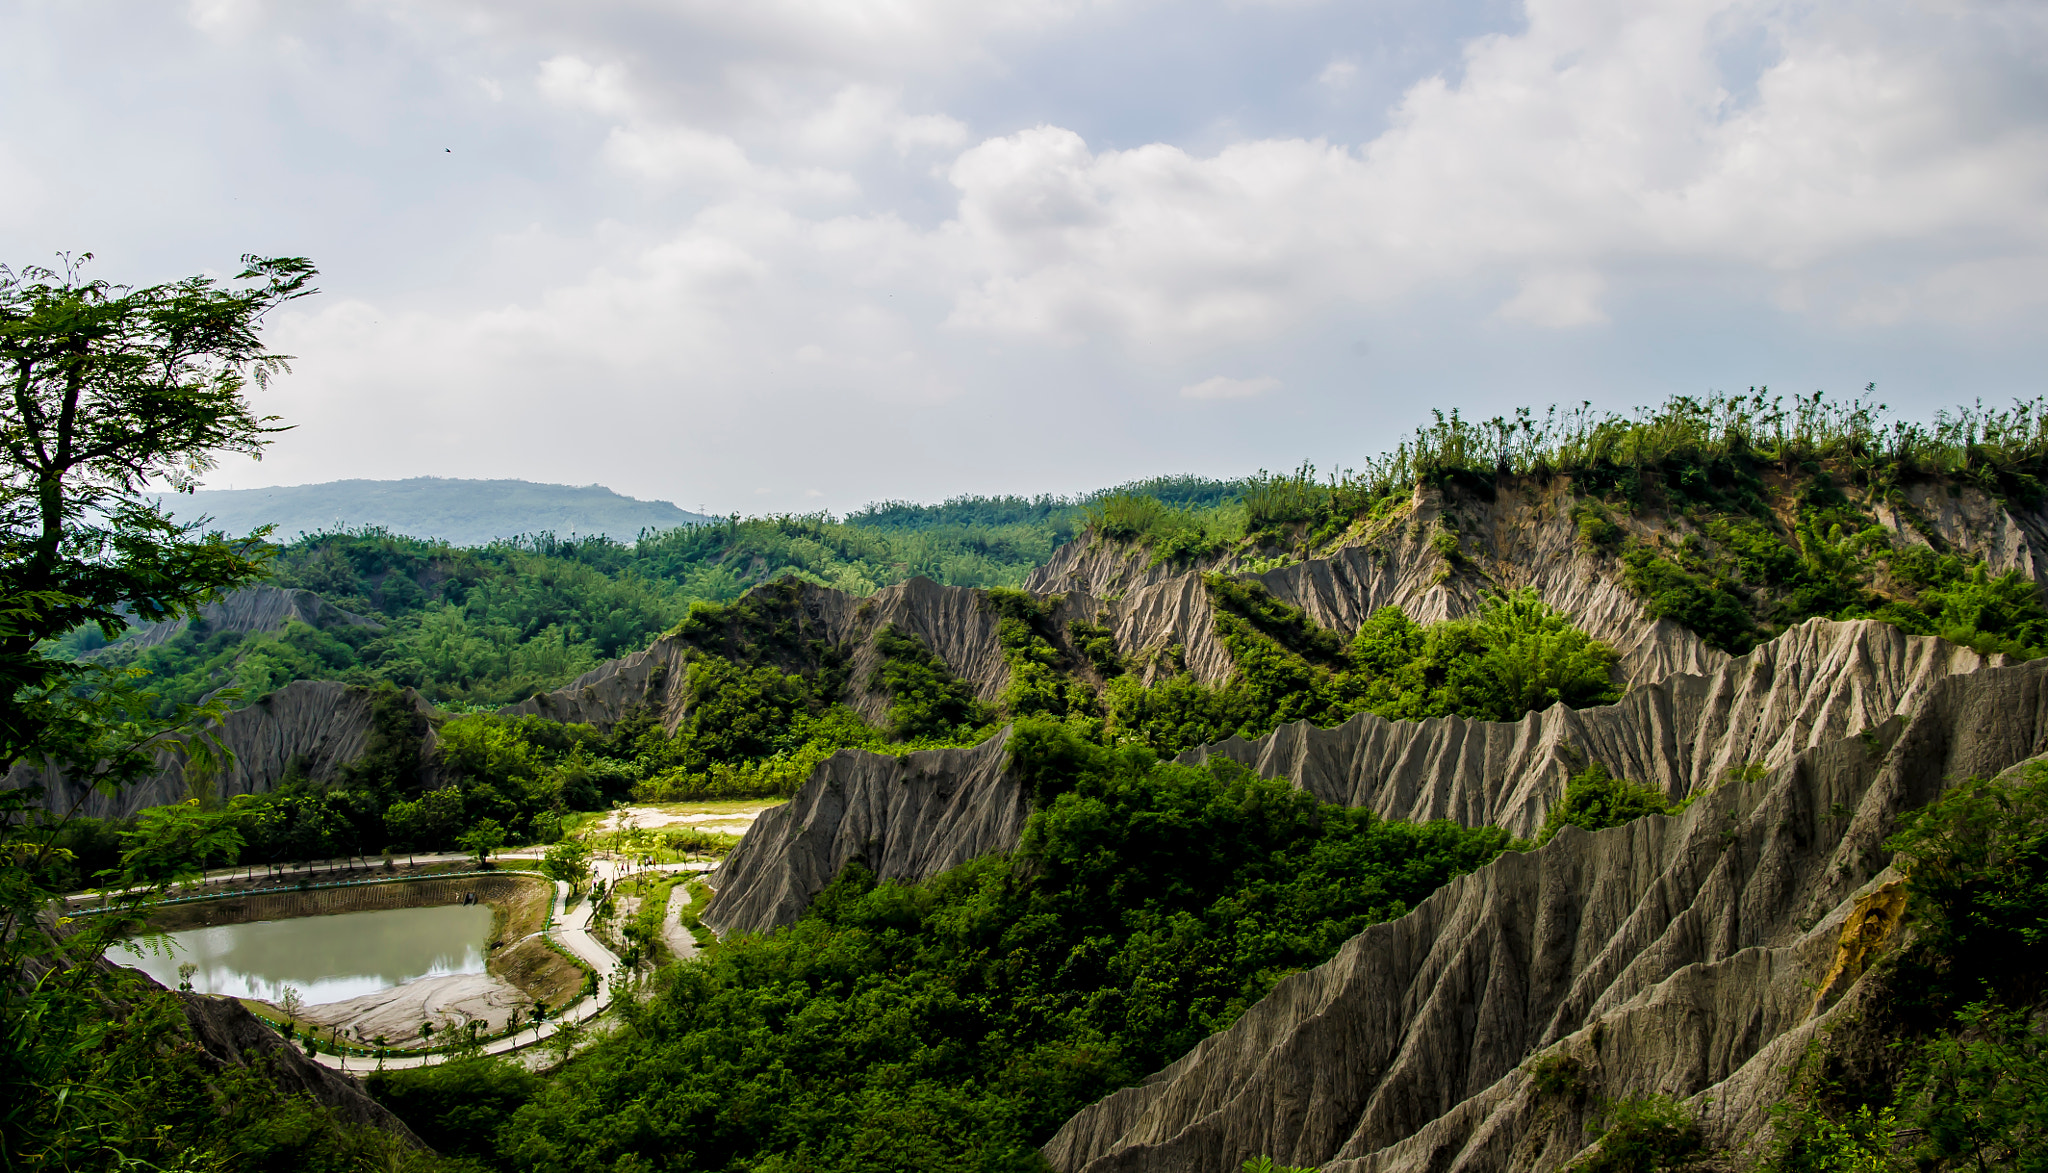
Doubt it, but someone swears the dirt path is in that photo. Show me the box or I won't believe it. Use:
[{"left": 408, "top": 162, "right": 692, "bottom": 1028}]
[{"left": 662, "top": 878, "right": 700, "bottom": 961}]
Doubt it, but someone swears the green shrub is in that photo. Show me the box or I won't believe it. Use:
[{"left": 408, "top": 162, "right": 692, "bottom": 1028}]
[
  {"left": 987, "top": 589, "right": 1097, "bottom": 721},
  {"left": 1242, "top": 1158, "right": 1318, "bottom": 1173},
  {"left": 1574, "top": 501, "right": 1624, "bottom": 553},
  {"left": 1528, "top": 1053, "right": 1591, "bottom": 1101},
  {"left": 1885, "top": 759, "right": 2048, "bottom": 1013},
  {"left": 1537, "top": 763, "right": 1672, "bottom": 846},
  {"left": 1067, "top": 617, "right": 1123, "bottom": 677},
  {"left": 1573, "top": 1096, "right": 1702, "bottom": 1173},
  {"left": 1102, "top": 589, "right": 1622, "bottom": 754},
  {"left": 868, "top": 624, "right": 992, "bottom": 742},
  {"left": 1620, "top": 546, "right": 1758, "bottom": 654},
  {"left": 367, "top": 1056, "right": 541, "bottom": 1163}
]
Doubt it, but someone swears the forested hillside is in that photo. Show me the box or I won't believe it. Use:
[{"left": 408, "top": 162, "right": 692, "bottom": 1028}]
[
  {"left": 19, "top": 389, "right": 2048, "bottom": 1173},
  {"left": 61, "top": 476, "right": 1236, "bottom": 712}
]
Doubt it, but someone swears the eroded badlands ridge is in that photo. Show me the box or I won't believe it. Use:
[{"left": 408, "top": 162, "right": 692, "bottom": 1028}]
[
  {"left": 1042, "top": 654, "right": 2048, "bottom": 1172},
  {"left": 703, "top": 618, "right": 2000, "bottom": 933},
  {"left": 703, "top": 729, "right": 1024, "bottom": 933},
  {"left": 8, "top": 680, "right": 433, "bottom": 820}
]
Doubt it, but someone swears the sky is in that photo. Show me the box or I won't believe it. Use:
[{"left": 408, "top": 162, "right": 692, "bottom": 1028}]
[{"left": 3, "top": 0, "right": 2044, "bottom": 515}]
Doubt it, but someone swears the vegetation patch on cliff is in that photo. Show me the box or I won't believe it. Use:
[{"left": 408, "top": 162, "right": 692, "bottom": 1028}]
[
  {"left": 373, "top": 725, "right": 1519, "bottom": 1171},
  {"left": 1103, "top": 584, "right": 1621, "bottom": 754}
]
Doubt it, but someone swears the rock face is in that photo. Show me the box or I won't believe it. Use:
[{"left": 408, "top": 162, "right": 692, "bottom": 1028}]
[
  {"left": 175, "top": 988, "right": 423, "bottom": 1145},
  {"left": 1041, "top": 657, "right": 2048, "bottom": 1172},
  {"left": 506, "top": 576, "right": 1110, "bottom": 731},
  {"left": 1185, "top": 617, "right": 2001, "bottom": 838},
  {"left": 702, "top": 729, "right": 1027, "bottom": 934},
  {"left": 105, "top": 584, "right": 381, "bottom": 653},
  {"left": 699, "top": 618, "right": 2001, "bottom": 936},
  {"left": 511, "top": 481, "right": 1755, "bottom": 751},
  {"left": 7, "top": 679, "right": 432, "bottom": 820}
]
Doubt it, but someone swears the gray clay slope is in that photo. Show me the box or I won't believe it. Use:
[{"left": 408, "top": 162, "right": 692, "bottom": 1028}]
[
  {"left": 9, "top": 680, "right": 438, "bottom": 820},
  {"left": 704, "top": 728, "right": 1029, "bottom": 934},
  {"left": 699, "top": 618, "right": 1997, "bottom": 934},
  {"left": 698, "top": 478, "right": 2047, "bottom": 935},
  {"left": 1041, "top": 653, "right": 2048, "bottom": 1173},
  {"left": 103, "top": 583, "right": 383, "bottom": 654}
]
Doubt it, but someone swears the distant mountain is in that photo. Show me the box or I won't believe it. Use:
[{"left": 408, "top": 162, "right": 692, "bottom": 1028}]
[{"left": 157, "top": 477, "right": 717, "bottom": 547}]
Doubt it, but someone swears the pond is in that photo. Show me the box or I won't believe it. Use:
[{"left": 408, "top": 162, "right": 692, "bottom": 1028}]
[{"left": 111, "top": 903, "right": 496, "bottom": 1006}]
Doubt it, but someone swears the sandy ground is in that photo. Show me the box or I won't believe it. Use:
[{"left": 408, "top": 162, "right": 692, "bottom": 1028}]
[
  {"left": 299, "top": 971, "right": 530, "bottom": 1046},
  {"left": 662, "top": 880, "right": 699, "bottom": 961},
  {"left": 587, "top": 802, "right": 774, "bottom": 837}
]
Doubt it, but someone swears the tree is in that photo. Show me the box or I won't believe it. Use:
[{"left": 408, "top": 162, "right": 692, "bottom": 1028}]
[
  {"left": 0, "top": 253, "right": 326, "bottom": 1168},
  {"left": 458, "top": 818, "right": 505, "bottom": 867},
  {"left": 115, "top": 799, "right": 244, "bottom": 887},
  {"left": 541, "top": 839, "right": 592, "bottom": 892},
  {"left": 0, "top": 253, "right": 315, "bottom": 768}
]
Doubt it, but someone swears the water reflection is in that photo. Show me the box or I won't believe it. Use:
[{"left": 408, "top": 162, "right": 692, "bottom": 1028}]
[{"left": 112, "top": 904, "right": 494, "bottom": 1005}]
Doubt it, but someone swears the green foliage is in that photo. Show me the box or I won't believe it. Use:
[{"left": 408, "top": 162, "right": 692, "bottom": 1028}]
[
  {"left": 1389, "top": 393, "right": 2048, "bottom": 503},
  {"left": 540, "top": 838, "right": 592, "bottom": 889},
  {"left": 339, "top": 682, "right": 425, "bottom": 799},
  {"left": 1536, "top": 763, "right": 1673, "bottom": 846},
  {"left": 1767, "top": 1098, "right": 1902, "bottom": 1173},
  {"left": 1067, "top": 616, "right": 1123, "bottom": 677},
  {"left": 1573, "top": 1096, "right": 1702, "bottom": 1173},
  {"left": 1603, "top": 459, "right": 2048, "bottom": 658},
  {"left": 485, "top": 734, "right": 1517, "bottom": 1172},
  {"left": 1084, "top": 493, "right": 1244, "bottom": 565},
  {"left": 1473, "top": 591, "right": 1627, "bottom": 715},
  {"left": 987, "top": 588, "right": 1098, "bottom": 723},
  {"left": 68, "top": 501, "right": 1082, "bottom": 715},
  {"left": 458, "top": 817, "right": 506, "bottom": 864},
  {"left": 0, "top": 976, "right": 439, "bottom": 1172},
  {"left": 850, "top": 474, "right": 1241, "bottom": 532},
  {"left": 368, "top": 1056, "right": 542, "bottom": 1165},
  {"left": 1885, "top": 760, "right": 2048, "bottom": 1014},
  {"left": 1574, "top": 500, "right": 1624, "bottom": 553},
  {"left": 1896, "top": 1002, "right": 2048, "bottom": 1171},
  {"left": 868, "top": 624, "right": 993, "bottom": 742},
  {"left": 116, "top": 799, "right": 244, "bottom": 886},
  {"left": 1764, "top": 762, "right": 2048, "bottom": 1173},
  {"left": 1871, "top": 551, "right": 2048, "bottom": 658},
  {"left": 0, "top": 254, "right": 314, "bottom": 765},
  {"left": 1242, "top": 1159, "right": 1318, "bottom": 1173},
  {"left": 1527, "top": 1053, "right": 1591, "bottom": 1101},
  {"left": 1620, "top": 545, "right": 1759, "bottom": 654},
  {"left": 1105, "top": 586, "right": 1621, "bottom": 754}
]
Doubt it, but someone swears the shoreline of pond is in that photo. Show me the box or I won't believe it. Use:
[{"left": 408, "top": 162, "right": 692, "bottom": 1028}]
[{"left": 115, "top": 872, "right": 589, "bottom": 1031}]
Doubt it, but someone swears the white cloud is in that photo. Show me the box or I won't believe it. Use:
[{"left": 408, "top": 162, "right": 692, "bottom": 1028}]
[
  {"left": 1181, "top": 375, "right": 1282, "bottom": 400},
  {"left": 1498, "top": 270, "right": 1608, "bottom": 328},
  {"left": 929, "top": 0, "right": 2048, "bottom": 344},
  {"left": 60, "top": 0, "right": 2047, "bottom": 509},
  {"left": 537, "top": 55, "right": 635, "bottom": 117},
  {"left": 894, "top": 113, "right": 970, "bottom": 155}
]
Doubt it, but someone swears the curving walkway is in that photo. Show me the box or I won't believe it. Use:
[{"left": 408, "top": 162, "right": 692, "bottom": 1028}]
[
  {"left": 307, "top": 854, "right": 717, "bottom": 1072},
  {"left": 309, "top": 874, "right": 613, "bottom": 1072}
]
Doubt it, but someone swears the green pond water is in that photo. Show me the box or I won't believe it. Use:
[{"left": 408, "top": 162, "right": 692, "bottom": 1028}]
[{"left": 112, "top": 903, "right": 495, "bottom": 1005}]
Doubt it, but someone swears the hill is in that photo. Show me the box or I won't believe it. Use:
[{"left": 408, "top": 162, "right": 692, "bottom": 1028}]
[
  {"left": 155, "top": 477, "right": 718, "bottom": 546},
  {"left": 18, "top": 393, "right": 2048, "bottom": 1173}
]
